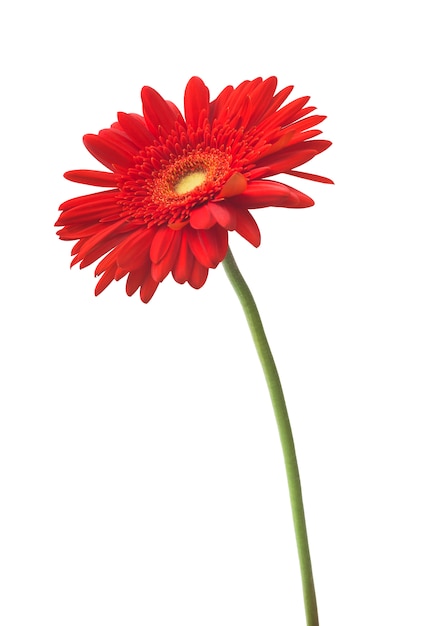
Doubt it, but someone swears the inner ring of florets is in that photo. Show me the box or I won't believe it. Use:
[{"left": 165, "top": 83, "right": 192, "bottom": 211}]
[
  {"left": 153, "top": 150, "right": 232, "bottom": 203},
  {"left": 119, "top": 148, "right": 232, "bottom": 227}
]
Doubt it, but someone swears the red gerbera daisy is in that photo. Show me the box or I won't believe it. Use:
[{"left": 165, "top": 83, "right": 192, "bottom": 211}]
[{"left": 56, "top": 77, "right": 332, "bottom": 303}]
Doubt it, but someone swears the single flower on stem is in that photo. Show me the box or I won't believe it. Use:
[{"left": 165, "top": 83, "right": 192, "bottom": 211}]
[
  {"left": 56, "top": 76, "right": 332, "bottom": 303},
  {"left": 56, "top": 76, "right": 332, "bottom": 626}
]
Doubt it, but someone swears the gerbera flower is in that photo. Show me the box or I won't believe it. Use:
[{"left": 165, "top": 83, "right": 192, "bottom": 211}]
[{"left": 56, "top": 76, "right": 332, "bottom": 302}]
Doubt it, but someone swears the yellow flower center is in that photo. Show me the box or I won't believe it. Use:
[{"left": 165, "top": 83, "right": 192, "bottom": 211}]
[{"left": 174, "top": 170, "right": 207, "bottom": 195}]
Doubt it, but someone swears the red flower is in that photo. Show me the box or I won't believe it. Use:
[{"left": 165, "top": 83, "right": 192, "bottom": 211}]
[{"left": 56, "top": 77, "right": 332, "bottom": 302}]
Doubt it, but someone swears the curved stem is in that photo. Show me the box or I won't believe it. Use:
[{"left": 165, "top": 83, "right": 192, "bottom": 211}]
[{"left": 222, "top": 246, "right": 319, "bottom": 626}]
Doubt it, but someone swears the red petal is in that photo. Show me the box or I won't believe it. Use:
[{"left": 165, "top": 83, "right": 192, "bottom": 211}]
[
  {"left": 190, "top": 204, "right": 216, "bottom": 229},
  {"left": 265, "top": 85, "right": 294, "bottom": 117},
  {"left": 208, "top": 202, "right": 237, "bottom": 230},
  {"left": 83, "top": 134, "right": 135, "bottom": 170},
  {"left": 77, "top": 219, "right": 129, "bottom": 258},
  {"left": 234, "top": 210, "right": 261, "bottom": 247},
  {"left": 56, "top": 198, "right": 120, "bottom": 226},
  {"left": 116, "top": 228, "right": 155, "bottom": 271},
  {"left": 57, "top": 224, "right": 97, "bottom": 243},
  {"left": 151, "top": 229, "right": 182, "bottom": 282},
  {"left": 126, "top": 261, "right": 151, "bottom": 296},
  {"left": 58, "top": 189, "right": 118, "bottom": 214},
  {"left": 140, "top": 274, "right": 159, "bottom": 303},
  {"left": 287, "top": 170, "right": 334, "bottom": 184},
  {"left": 114, "top": 266, "right": 127, "bottom": 281},
  {"left": 224, "top": 78, "right": 262, "bottom": 123},
  {"left": 256, "top": 96, "right": 310, "bottom": 135},
  {"left": 246, "top": 77, "right": 278, "bottom": 126},
  {"left": 260, "top": 116, "right": 326, "bottom": 159},
  {"left": 172, "top": 231, "right": 194, "bottom": 284},
  {"left": 278, "top": 97, "right": 312, "bottom": 126},
  {"left": 95, "top": 268, "right": 116, "bottom": 296},
  {"left": 188, "top": 261, "right": 208, "bottom": 289},
  {"left": 236, "top": 95, "right": 253, "bottom": 127},
  {"left": 64, "top": 170, "right": 118, "bottom": 187},
  {"left": 257, "top": 148, "right": 321, "bottom": 177},
  {"left": 258, "top": 140, "right": 332, "bottom": 177},
  {"left": 95, "top": 247, "right": 120, "bottom": 276},
  {"left": 141, "top": 86, "right": 184, "bottom": 137},
  {"left": 187, "top": 225, "right": 228, "bottom": 268},
  {"left": 285, "top": 114, "right": 327, "bottom": 135},
  {"left": 77, "top": 232, "right": 127, "bottom": 269},
  {"left": 286, "top": 129, "right": 323, "bottom": 144},
  {"left": 209, "top": 85, "right": 233, "bottom": 122},
  {"left": 231, "top": 180, "right": 314, "bottom": 209},
  {"left": 166, "top": 100, "right": 184, "bottom": 120},
  {"left": 117, "top": 112, "right": 155, "bottom": 148},
  {"left": 150, "top": 227, "right": 176, "bottom": 264},
  {"left": 218, "top": 172, "right": 248, "bottom": 198},
  {"left": 98, "top": 128, "right": 139, "bottom": 153},
  {"left": 184, "top": 77, "right": 210, "bottom": 129},
  {"left": 299, "top": 139, "right": 332, "bottom": 153}
]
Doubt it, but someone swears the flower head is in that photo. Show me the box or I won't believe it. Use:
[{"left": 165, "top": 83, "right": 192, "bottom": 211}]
[{"left": 56, "top": 77, "right": 332, "bottom": 302}]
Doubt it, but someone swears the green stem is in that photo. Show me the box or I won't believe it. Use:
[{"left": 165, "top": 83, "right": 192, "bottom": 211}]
[{"left": 222, "top": 246, "right": 319, "bottom": 626}]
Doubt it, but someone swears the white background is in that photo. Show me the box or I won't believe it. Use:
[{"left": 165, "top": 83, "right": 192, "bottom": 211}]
[{"left": 1, "top": 1, "right": 423, "bottom": 625}]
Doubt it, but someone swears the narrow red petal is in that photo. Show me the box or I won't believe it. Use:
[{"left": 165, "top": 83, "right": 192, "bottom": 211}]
[
  {"left": 114, "top": 266, "right": 128, "bottom": 281},
  {"left": 140, "top": 275, "right": 159, "bottom": 303},
  {"left": 232, "top": 180, "right": 314, "bottom": 209},
  {"left": 95, "top": 267, "right": 116, "bottom": 296},
  {"left": 187, "top": 225, "right": 228, "bottom": 268},
  {"left": 234, "top": 210, "right": 261, "bottom": 247},
  {"left": 77, "top": 219, "right": 129, "bottom": 258},
  {"left": 188, "top": 261, "right": 208, "bottom": 289},
  {"left": 278, "top": 97, "right": 312, "bottom": 126},
  {"left": 58, "top": 189, "right": 119, "bottom": 214},
  {"left": 98, "top": 128, "right": 139, "bottom": 153},
  {"left": 265, "top": 85, "right": 294, "bottom": 117},
  {"left": 291, "top": 106, "right": 316, "bottom": 122},
  {"left": 236, "top": 95, "right": 253, "bottom": 127},
  {"left": 150, "top": 227, "right": 176, "bottom": 264},
  {"left": 83, "top": 134, "right": 135, "bottom": 170},
  {"left": 78, "top": 232, "right": 128, "bottom": 269},
  {"left": 166, "top": 100, "right": 184, "bottom": 120},
  {"left": 117, "top": 112, "right": 155, "bottom": 148},
  {"left": 151, "top": 229, "right": 182, "bottom": 282},
  {"left": 286, "top": 114, "right": 327, "bottom": 134},
  {"left": 57, "top": 223, "right": 102, "bottom": 242},
  {"left": 64, "top": 170, "right": 118, "bottom": 187},
  {"left": 116, "top": 229, "right": 155, "bottom": 271},
  {"left": 286, "top": 129, "right": 323, "bottom": 145},
  {"left": 246, "top": 77, "right": 278, "bottom": 126},
  {"left": 257, "top": 148, "right": 321, "bottom": 177},
  {"left": 224, "top": 79, "right": 262, "bottom": 121},
  {"left": 208, "top": 85, "right": 233, "bottom": 122},
  {"left": 259, "top": 140, "right": 332, "bottom": 177},
  {"left": 94, "top": 251, "right": 127, "bottom": 296},
  {"left": 172, "top": 231, "right": 195, "bottom": 284},
  {"left": 256, "top": 96, "right": 310, "bottom": 135},
  {"left": 141, "top": 86, "right": 184, "bottom": 137},
  {"left": 184, "top": 77, "right": 210, "bottom": 129},
  {"left": 286, "top": 170, "right": 334, "bottom": 184},
  {"left": 95, "top": 247, "right": 120, "bottom": 276},
  {"left": 126, "top": 262, "right": 151, "bottom": 296},
  {"left": 56, "top": 201, "right": 120, "bottom": 226}
]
